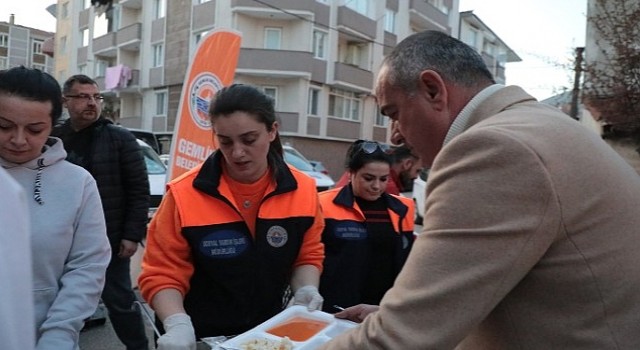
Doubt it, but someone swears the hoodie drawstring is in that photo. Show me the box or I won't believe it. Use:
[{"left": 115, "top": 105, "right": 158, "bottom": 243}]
[{"left": 34, "top": 158, "right": 44, "bottom": 205}]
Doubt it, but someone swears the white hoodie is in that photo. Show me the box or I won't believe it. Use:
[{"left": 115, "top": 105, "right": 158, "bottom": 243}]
[{"left": 1, "top": 137, "right": 111, "bottom": 350}]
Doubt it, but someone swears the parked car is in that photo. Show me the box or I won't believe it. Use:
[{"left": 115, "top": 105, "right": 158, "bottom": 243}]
[
  {"left": 283, "top": 145, "right": 335, "bottom": 192},
  {"left": 412, "top": 168, "right": 429, "bottom": 225},
  {"left": 309, "top": 160, "right": 330, "bottom": 176},
  {"left": 137, "top": 139, "right": 167, "bottom": 219}
]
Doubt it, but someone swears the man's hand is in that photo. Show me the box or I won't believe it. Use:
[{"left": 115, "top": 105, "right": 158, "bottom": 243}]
[
  {"left": 157, "top": 313, "right": 196, "bottom": 350},
  {"left": 334, "top": 304, "right": 379, "bottom": 323},
  {"left": 118, "top": 239, "right": 138, "bottom": 258},
  {"left": 289, "top": 285, "right": 323, "bottom": 311}
]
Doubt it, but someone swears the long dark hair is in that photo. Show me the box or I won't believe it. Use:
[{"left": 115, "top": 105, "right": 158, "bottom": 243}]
[{"left": 208, "top": 84, "right": 284, "bottom": 175}]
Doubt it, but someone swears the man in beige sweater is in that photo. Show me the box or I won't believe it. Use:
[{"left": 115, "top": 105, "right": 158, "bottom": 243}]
[{"left": 320, "top": 30, "right": 640, "bottom": 350}]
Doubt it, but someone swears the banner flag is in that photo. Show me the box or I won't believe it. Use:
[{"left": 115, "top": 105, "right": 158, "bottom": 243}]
[{"left": 166, "top": 28, "right": 242, "bottom": 181}]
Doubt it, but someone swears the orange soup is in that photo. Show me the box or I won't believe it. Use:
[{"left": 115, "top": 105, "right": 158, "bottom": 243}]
[{"left": 266, "top": 316, "right": 328, "bottom": 342}]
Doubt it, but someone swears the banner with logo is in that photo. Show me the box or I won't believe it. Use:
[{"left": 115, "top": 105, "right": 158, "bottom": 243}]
[{"left": 166, "top": 28, "right": 242, "bottom": 181}]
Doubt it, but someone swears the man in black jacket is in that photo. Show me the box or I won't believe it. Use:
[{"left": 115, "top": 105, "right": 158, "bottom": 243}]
[{"left": 53, "top": 75, "right": 150, "bottom": 350}]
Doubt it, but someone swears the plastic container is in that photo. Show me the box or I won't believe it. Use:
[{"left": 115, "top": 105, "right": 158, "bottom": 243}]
[{"left": 218, "top": 305, "right": 358, "bottom": 350}]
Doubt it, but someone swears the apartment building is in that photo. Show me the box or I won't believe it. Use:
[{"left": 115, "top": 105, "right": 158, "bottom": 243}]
[
  {"left": 0, "top": 14, "right": 55, "bottom": 72},
  {"left": 53, "top": 0, "right": 463, "bottom": 177},
  {"left": 459, "top": 11, "right": 521, "bottom": 85}
]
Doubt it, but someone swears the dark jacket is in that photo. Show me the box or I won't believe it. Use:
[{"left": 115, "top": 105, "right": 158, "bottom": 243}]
[{"left": 52, "top": 118, "right": 150, "bottom": 249}]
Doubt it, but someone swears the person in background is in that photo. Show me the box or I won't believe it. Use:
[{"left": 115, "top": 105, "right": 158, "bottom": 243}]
[
  {"left": 0, "top": 66, "right": 111, "bottom": 349},
  {"left": 319, "top": 30, "right": 640, "bottom": 349},
  {"left": 52, "top": 74, "right": 150, "bottom": 350},
  {"left": 0, "top": 167, "right": 34, "bottom": 350},
  {"left": 319, "top": 139, "right": 414, "bottom": 313},
  {"left": 334, "top": 144, "right": 421, "bottom": 194},
  {"left": 139, "top": 84, "right": 325, "bottom": 350}
]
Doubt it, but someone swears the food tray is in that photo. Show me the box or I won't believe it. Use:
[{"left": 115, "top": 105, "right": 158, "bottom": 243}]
[{"left": 218, "top": 305, "right": 357, "bottom": 350}]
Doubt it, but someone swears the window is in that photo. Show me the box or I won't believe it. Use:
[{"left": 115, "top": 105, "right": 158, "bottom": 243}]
[
  {"left": 0, "top": 57, "right": 7, "bottom": 69},
  {"left": 61, "top": 2, "right": 69, "bottom": 19},
  {"left": 59, "top": 35, "right": 67, "bottom": 51},
  {"left": 78, "top": 64, "right": 87, "bottom": 74},
  {"left": 0, "top": 33, "right": 9, "bottom": 47},
  {"left": 195, "top": 30, "right": 209, "bottom": 45},
  {"left": 328, "top": 88, "right": 360, "bottom": 121},
  {"left": 153, "top": 0, "right": 166, "bottom": 19},
  {"left": 81, "top": 28, "right": 89, "bottom": 47},
  {"left": 308, "top": 88, "right": 320, "bottom": 116},
  {"left": 483, "top": 40, "right": 496, "bottom": 57},
  {"left": 264, "top": 27, "right": 281, "bottom": 50},
  {"left": 32, "top": 63, "right": 46, "bottom": 72},
  {"left": 346, "top": 0, "right": 368, "bottom": 16},
  {"left": 155, "top": 91, "right": 167, "bottom": 116},
  {"left": 384, "top": 9, "right": 396, "bottom": 33},
  {"left": 262, "top": 86, "right": 277, "bottom": 108},
  {"left": 427, "top": 0, "right": 449, "bottom": 14},
  {"left": 152, "top": 43, "right": 164, "bottom": 67},
  {"left": 95, "top": 60, "right": 108, "bottom": 77},
  {"left": 375, "top": 111, "right": 389, "bottom": 127},
  {"left": 313, "top": 30, "right": 327, "bottom": 59},
  {"left": 32, "top": 40, "right": 43, "bottom": 54},
  {"left": 464, "top": 28, "right": 478, "bottom": 48},
  {"left": 345, "top": 43, "right": 362, "bottom": 66}
]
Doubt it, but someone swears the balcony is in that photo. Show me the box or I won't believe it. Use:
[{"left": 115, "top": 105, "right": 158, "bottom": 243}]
[
  {"left": 231, "top": 0, "right": 316, "bottom": 19},
  {"left": 333, "top": 62, "right": 373, "bottom": 90},
  {"left": 409, "top": 0, "right": 450, "bottom": 33},
  {"left": 93, "top": 32, "right": 117, "bottom": 57},
  {"left": 120, "top": 0, "right": 142, "bottom": 9},
  {"left": 117, "top": 23, "right": 142, "bottom": 51},
  {"left": 237, "top": 48, "right": 314, "bottom": 78},
  {"left": 337, "top": 6, "right": 376, "bottom": 39}
]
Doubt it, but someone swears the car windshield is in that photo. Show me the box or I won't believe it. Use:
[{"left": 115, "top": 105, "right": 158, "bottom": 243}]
[
  {"left": 284, "top": 150, "right": 314, "bottom": 172},
  {"left": 141, "top": 146, "right": 167, "bottom": 175}
]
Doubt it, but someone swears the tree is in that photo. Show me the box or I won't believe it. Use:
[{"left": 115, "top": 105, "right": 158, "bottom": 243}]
[{"left": 582, "top": 0, "right": 640, "bottom": 135}]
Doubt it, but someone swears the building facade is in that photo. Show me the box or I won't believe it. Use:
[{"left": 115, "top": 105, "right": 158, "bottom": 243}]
[
  {"left": 57, "top": 1, "right": 525, "bottom": 178},
  {"left": 0, "top": 14, "right": 55, "bottom": 73},
  {"left": 458, "top": 11, "right": 520, "bottom": 85}
]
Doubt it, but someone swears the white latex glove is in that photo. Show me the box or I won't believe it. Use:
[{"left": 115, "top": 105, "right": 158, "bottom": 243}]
[
  {"left": 157, "top": 313, "right": 197, "bottom": 350},
  {"left": 290, "top": 285, "right": 323, "bottom": 311}
]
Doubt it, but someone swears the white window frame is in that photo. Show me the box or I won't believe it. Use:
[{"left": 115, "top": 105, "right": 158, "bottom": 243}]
[
  {"left": 308, "top": 88, "right": 320, "bottom": 116},
  {"left": 0, "top": 34, "right": 8, "bottom": 47},
  {"left": 32, "top": 40, "right": 43, "bottom": 54},
  {"left": 155, "top": 90, "right": 168, "bottom": 116},
  {"left": 152, "top": 43, "right": 164, "bottom": 67},
  {"left": 153, "top": 0, "right": 166, "bottom": 19},
  {"left": 346, "top": 0, "right": 368, "bottom": 16},
  {"left": 264, "top": 27, "right": 282, "bottom": 50},
  {"left": 384, "top": 9, "right": 396, "bottom": 33},
  {"left": 262, "top": 86, "right": 278, "bottom": 108},
  {"left": 81, "top": 28, "right": 90, "bottom": 47},
  {"left": 328, "top": 88, "right": 360, "bottom": 121},
  {"left": 0, "top": 57, "right": 8, "bottom": 69},
  {"left": 375, "top": 111, "right": 389, "bottom": 127},
  {"left": 95, "top": 60, "right": 108, "bottom": 77},
  {"left": 195, "top": 30, "right": 210, "bottom": 45},
  {"left": 313, "top": 30, "right": 327, "bottom": 59},
  {"left": 32, "top": 63, "right": 46, "bottom": 72},
  {"left": 78, "top": 64, "right": 87, "bottom": 74}
]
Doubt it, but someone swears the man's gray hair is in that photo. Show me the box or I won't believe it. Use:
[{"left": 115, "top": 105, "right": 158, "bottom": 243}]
[{"left": 382, "top": 30, "right": 495, "bottom": 92}]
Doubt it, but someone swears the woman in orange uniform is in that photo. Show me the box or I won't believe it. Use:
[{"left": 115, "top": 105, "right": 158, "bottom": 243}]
[
  {"left": 139, "top": 84, "right": 325, "bottom": 349},
  {"left": 319, "top": 140, "right": 414, "bottom": 312}
]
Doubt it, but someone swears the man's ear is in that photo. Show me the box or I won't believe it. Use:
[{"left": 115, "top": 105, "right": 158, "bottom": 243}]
[
  {"left": 418, "top": 70, "right": 447, "bottom": 108},
  {"left": 400, "top": 157, "right": 414, "bottom": 171}
]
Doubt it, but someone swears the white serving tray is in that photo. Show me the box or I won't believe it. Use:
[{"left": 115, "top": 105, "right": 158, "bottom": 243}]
[{"left": 218, "top": 305, "right": 358, "bottom": 350}]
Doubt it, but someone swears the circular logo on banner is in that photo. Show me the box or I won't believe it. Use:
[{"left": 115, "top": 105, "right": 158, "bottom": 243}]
[
  {"left": 199, "top": 229, "right": 249, "bottom": 259},
  {"left": 266, "top": 225, "right": 288, "bottom": 248},
  {"left": 334, "top": 221, "right": 368, "bottom": 240},
  {"left": 188, "top": 72, "right": 223, "bottom": 130}
]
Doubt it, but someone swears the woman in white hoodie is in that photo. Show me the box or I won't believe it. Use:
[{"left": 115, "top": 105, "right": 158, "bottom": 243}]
[{"left": 0, "top": 66, "right": 111, "bottom": 350}]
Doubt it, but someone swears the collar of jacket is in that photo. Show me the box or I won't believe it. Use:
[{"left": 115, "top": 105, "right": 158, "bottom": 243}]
[
  {"left": 192, "top": 150, "right": 298, "bottom": 199},
  {"left": 333, "top": 184, "right": 409, "bottom": 218}
]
